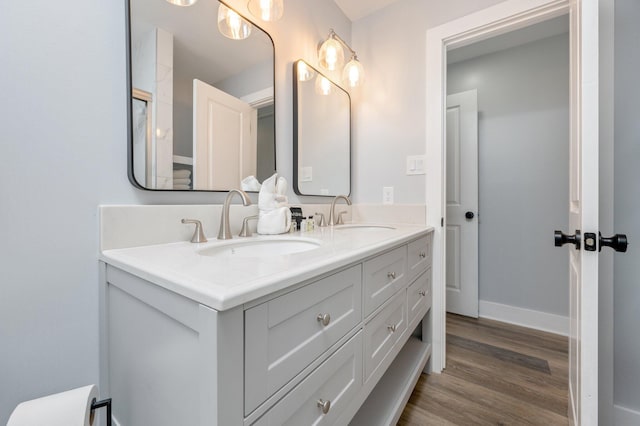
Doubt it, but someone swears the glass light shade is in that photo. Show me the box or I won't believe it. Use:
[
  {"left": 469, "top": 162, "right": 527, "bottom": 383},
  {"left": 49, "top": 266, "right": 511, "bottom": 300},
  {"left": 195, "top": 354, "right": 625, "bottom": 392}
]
[
  {"left": 166, "top": 0, "right": 198, "bottom": 5},
  {"left": 247, "top": 0, "right": 283, "bottom": 22},
  {"left": 315, "top": 76, "right": 332, "bottom": 96},
  {"left": 217, "top": 4, "right": 252, "bottom": 40},
  {"left": 318, "top": 37, "right": 344, "bottom": 71},
  {"left": 297, "top": 60, "right": 315, "bottom": 82},
  {"left": 342, "top": 57, "right": 365, "bottom": 88}
]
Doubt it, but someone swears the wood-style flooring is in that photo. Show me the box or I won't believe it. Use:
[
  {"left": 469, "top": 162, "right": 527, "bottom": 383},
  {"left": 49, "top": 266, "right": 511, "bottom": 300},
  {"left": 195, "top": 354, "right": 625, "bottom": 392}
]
[{"left": 398, "top": 314, "right": 569, "bottom": 425}]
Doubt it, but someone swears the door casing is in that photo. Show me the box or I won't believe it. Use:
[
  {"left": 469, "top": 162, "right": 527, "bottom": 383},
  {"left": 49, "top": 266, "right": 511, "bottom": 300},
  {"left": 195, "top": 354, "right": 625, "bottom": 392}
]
[{"left": 426, "top": 0, "right": 571, "bottom": 374}]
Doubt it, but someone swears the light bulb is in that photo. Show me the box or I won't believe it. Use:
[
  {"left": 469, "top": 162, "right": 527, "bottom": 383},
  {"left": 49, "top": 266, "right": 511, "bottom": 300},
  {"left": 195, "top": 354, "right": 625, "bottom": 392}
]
[
  {"left": 218, "top": 4, "right": 252, "bottom": 40},
  {"left": 166, "top": 0, "right": 198, "bottom": 6},
  {"left": 260, "top": 0, "right": 272, "bottom": 20},
  {"left": 297, "top": 61, "right": 315, "bottom": 82},
  {"left": 342, "top": 57, "right": 365, "bottom": 88},
  {"left": 248, "top": 0, "right": 283, "bottom": 22},
  {"left": 315, "top": 76, "right": 332, "bottom": 96},
  {"left": 318, "top": 37, "right": 344, "bottom": 71}
]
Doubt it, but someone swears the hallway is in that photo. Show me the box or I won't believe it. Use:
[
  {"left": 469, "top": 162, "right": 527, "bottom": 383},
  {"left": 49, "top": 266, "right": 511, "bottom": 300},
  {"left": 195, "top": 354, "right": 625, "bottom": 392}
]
[{"left": 399, "top": 314, "right": 569, "bottom": 425}]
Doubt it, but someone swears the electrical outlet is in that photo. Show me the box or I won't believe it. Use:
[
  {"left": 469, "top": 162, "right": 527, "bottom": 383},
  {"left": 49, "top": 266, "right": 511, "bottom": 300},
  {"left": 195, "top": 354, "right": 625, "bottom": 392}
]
[{"left": 383, "top": 186, "right": 394, "bottom": 205}]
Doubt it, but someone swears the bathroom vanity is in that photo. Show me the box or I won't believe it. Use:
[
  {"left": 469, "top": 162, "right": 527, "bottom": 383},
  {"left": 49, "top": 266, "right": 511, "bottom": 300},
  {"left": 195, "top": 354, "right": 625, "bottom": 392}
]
[{"left": 99, "top": 217, "right": 433, "bottom": 426}]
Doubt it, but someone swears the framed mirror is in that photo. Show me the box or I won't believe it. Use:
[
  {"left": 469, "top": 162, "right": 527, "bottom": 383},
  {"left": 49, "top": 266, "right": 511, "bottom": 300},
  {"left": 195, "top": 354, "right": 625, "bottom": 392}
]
[
  {"left": 293, "top": 60, "right": 351, "bottom": 196},
  {"left": 127, "top": 0, "right": 276, "bottom": 191}
]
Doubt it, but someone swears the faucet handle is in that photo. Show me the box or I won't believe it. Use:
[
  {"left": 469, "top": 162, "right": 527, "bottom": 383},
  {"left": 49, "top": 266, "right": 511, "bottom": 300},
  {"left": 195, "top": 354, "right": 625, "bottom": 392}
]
[
  {"left": 315, "top": 212, "right": 327, "bottom": 227},
  {"left": 336, "top": 211, "right": 348, "bottom": 225},
  {"left": 181, "top": 219, "right": 208, "bottom": 243},
  {"left": 239, "top": 215, "right": 259, "bottom": 237}
]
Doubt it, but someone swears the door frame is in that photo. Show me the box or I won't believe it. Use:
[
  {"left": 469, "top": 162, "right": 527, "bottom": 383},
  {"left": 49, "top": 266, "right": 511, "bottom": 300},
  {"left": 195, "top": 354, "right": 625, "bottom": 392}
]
[{"left": 425, "top": 0, "right": 570, "bottom": 373}]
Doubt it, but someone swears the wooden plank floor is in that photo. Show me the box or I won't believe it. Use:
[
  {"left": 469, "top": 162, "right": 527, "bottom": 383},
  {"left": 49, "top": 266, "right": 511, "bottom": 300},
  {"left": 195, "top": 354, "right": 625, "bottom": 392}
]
[{"left": 398, "top": 314, "right": 569, "bottom": 425}]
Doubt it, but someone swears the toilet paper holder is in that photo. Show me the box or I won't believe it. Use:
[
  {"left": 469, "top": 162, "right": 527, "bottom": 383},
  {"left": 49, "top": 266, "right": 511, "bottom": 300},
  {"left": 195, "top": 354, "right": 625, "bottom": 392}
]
[{"left": 91, "top": 397, "right": 112, "bottom": 426}]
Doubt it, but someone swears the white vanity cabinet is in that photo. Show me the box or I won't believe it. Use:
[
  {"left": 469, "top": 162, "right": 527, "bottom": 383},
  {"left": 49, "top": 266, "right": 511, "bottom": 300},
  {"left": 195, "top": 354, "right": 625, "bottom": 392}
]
[{"left": 100, "top": 229, "right": 433, "bottom": 426}]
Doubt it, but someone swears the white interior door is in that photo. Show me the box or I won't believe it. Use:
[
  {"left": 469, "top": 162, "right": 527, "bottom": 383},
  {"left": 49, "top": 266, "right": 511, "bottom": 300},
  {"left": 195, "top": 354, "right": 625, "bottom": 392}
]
[
  {"left": 446, "top": 89, "right": 479, "bottom": 317},
  {"left": 566, "top": 1, "right": 599, "bottom": 424},
  {"left": 192, "top": 79, "right": 257, "bottom": 190}
]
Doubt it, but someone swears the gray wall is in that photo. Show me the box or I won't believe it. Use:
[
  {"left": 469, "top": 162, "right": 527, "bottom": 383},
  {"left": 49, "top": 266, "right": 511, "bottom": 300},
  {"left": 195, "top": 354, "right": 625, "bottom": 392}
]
[
  {"left": 614, "top": 0, "right": 640, "bottom": 412},
  {"left": 350, "top": 0, "right": 505, "bottom": 204},
  {"left": 0, "top": 0, "right": 351, "bottom": 422},
  {"left": 447, "top": 34, "right": 570, "bottom": 316}
]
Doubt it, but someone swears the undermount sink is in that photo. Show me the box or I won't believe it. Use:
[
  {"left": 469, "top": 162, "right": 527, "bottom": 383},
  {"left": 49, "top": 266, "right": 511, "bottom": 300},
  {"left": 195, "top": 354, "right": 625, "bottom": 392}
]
[
  {"left": 334, "top": 224, "right": 396, "bottom": 231},
  {"left": 198, "top": 237, "right": 322, "bottom": 259}
]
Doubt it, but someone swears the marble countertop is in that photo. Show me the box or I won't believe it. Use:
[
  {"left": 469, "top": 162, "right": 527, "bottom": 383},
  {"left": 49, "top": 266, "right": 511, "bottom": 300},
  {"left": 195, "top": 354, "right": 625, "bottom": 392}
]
[{"left": 100, "top": 224, "right": 433, "bottom": 311}]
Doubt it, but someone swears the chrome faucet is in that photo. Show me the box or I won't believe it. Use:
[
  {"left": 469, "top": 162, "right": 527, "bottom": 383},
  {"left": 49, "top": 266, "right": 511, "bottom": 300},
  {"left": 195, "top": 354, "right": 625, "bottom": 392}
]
[
  {"left": 328, "top": 195, "right": 352, "bottom": 226},
  {"left": 218, "top": 189, "right": 252, "bottom": 240}
]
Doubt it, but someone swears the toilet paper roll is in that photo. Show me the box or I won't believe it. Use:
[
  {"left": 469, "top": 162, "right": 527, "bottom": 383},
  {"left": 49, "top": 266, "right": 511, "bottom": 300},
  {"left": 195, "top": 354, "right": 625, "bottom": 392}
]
[{"left": 8, "top": 384, "right": 99, "bottom": 426}]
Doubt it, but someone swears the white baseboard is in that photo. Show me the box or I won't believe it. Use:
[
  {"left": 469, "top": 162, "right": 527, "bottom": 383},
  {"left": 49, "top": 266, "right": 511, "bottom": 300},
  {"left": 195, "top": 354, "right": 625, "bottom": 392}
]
[
  {"left": 615, "top": 404, "right": 640, "bottom": 426},
  {"left": 478, "top": 300, "right": 568, "bottom": 336}
]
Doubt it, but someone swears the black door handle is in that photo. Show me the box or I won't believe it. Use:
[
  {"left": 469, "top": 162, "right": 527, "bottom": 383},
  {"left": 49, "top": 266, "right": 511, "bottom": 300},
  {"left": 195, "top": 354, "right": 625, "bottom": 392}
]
[
  {"left": 554, "top": 230, "right": 581, "bottom": 249},
  {"left": 599, "top": 232, "right": 628, "bottom": 252},
  {"left": 465, "top": 211, "right": 474, "bottom": 220}
]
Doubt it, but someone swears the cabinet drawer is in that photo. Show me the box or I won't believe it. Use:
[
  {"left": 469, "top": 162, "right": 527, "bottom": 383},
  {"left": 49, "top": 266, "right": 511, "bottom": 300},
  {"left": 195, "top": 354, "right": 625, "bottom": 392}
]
[
  {"left": 252, "top": 332, "right": 363, "bottom": 426},
  {"left": 363, "top": 291, "right": 407, "bottom": 382},
  {"left": 407, "top": 269, "right": 432, "bottom": 330},
  {"left": 244, "top": 265, "right": 362, "bottom": 414},
  {"left": 363, "top": 246, "right": 407, "bottom": 317},
  {"left": 407, "top": 235, "right": 432, "bottom": 283}
]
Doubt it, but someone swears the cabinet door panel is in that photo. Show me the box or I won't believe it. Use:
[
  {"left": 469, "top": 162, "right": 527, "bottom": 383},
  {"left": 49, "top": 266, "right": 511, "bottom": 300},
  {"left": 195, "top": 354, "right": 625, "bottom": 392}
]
[
  {"left": 408, "top": 269, "right": 432, "bottom": 330},
  {"left": 363, "top": 247, "right": 407, "bottom": 317},
  {"left": 245, "top": 265, "right": 362, "bottom": 414},
  {"left": 252, "top": 333, "right": 363, "bottom": 426},
  {"left": 407, "top": 235, "right": 432, "bottom": 283},
  {"left": 363, "top": 291, "right": 407, "bottom": 382}
]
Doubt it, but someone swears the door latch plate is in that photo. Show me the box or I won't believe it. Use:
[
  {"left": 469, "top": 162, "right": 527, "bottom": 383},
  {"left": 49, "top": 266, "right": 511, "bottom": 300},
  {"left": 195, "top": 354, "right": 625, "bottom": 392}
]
[{"left": 584, "top": 232, "right": 597, "bottom": 251}]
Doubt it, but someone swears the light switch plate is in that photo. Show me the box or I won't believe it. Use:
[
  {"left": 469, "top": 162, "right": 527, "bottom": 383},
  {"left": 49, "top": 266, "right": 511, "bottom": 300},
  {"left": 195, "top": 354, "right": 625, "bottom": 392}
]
[{"left": 406, "top": 155, "right": 426, "bottom": 175}]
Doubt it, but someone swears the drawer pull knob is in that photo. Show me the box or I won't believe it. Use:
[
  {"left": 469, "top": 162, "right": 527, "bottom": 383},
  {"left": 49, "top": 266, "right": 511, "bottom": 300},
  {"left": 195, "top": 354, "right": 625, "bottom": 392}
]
[
  {"left": 387, "top": 271, "right": 396, "bottom": 280},
  {"left": 317, "top": 313, "right": 331, "bottom": 326},
  {"left": 419, "top": 290, "right": 426, "bottom": 297},
  {"left": 317, "top": 399, "right": 331, "bottom": 414},
  {"left": 387, "top": 324, "right": 396, "bottom": 332},
  {"left": 419, "top": 252, "right": 426, "bottom": 258}
]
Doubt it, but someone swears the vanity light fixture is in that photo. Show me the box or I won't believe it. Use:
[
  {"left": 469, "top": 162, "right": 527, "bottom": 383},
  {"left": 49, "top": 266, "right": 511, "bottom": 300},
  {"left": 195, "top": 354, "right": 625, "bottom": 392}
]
[
  {"left": 315, "top": 75, "right": 332, "bottom": 96},
  {"left": 218, "top": 4, "right": 252, "bottom": 40},
  {"left": 247, "top": 0, "right": 284, "bottom": 22},
  {"left": 318, "top": 29, "right": 365, "bottom": 88},
  {"left": 296, "top": 61, "right": 315, "bottom": 82},
  {"left": 165, "top": 0, "right": 198, "bottom": 6}
]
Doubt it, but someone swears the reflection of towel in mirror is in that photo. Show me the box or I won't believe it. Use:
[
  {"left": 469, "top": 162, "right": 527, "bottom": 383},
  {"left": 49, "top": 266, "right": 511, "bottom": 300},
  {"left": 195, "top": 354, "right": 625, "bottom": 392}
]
[
  {"left": 241, "top": 175, "right": 262, "bottom": 192},
  {"left": 173, "top": 178, "right": 191, "bottom": 185},
  {"left": 173, "top": 169, "right": 191, "bottom": 179},
  {"left": 173, "top": 184, "right": 190, "bottom": 190},
  {"left": 257, "top": 173, "right": 291, "bottom": 235}
]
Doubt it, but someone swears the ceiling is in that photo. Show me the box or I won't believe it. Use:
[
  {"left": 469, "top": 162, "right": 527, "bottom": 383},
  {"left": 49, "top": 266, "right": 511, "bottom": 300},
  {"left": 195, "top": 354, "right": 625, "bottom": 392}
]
[{"left": 332, "top": 0, "right": 404, "bottom": 21}]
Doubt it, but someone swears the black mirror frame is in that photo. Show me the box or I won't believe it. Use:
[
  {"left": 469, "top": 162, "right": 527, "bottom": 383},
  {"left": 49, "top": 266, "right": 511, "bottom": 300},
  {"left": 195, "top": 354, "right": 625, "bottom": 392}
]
[
  {"left": 124, "top": 0, "right": 277, "bottom": 191},
  {"left": 292, "top": 59, "right": 351, "bottom": 197}
]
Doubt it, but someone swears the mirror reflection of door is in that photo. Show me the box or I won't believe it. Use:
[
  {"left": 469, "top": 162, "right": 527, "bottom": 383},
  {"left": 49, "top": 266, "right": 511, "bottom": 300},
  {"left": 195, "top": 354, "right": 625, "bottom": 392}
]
[
  {"left": 128, "top": 0, "right": 275, "bottom": 191},
  {"left": 192, "top": 79, "right": 257, "bottom": 191}
]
